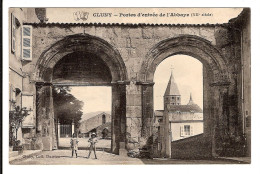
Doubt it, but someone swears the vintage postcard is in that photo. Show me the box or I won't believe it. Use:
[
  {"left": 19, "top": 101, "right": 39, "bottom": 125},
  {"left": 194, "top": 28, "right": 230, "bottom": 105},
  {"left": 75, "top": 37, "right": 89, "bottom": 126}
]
[{"left": 6, "top": 7, "right": 251, "bottom": 167}]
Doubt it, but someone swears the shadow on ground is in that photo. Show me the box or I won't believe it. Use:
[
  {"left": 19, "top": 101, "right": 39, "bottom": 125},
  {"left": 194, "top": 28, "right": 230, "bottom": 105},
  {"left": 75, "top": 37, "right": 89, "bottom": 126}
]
[{"left": 139, "top": 157, "right": 249, "bottom": 164}]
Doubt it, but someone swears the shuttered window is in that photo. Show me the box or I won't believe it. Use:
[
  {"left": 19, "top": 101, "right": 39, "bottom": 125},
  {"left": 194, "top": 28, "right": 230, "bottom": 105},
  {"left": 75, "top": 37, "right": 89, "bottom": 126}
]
[
  {"left": 22, "top": 25, "right": 32, "bottom": 61},
  {"left": 181, "top": 125, "right": 194, "bottom": 137},
  {"left": 190, "top": 125, "right": 194, "bottom": 136},
  {"left": 11, "top": 13, "right": 16, "bottom": 53},
  {"left": 184, "top": 125, "right": 190, "bottom": 136},
  {"left": 180, "top": 126, "right": 184, "bottom": 136}
]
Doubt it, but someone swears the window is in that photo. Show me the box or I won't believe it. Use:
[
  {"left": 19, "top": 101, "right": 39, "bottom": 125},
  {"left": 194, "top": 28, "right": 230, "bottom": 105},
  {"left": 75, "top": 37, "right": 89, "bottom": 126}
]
[
  {"left": 22, "top": 25, "right": 32, "bottom": 61},
  {"left": 11, "top": 13, "right": 16, "bottom": 53},
  {"left": 184, "top": 125, "right": 190, "bottom": 135},
  {"left": 102, "top": 114, "right": 106, "bottom": 124},
  {"left": 180, "top": 125, "right": 193, "bottom": 137}
]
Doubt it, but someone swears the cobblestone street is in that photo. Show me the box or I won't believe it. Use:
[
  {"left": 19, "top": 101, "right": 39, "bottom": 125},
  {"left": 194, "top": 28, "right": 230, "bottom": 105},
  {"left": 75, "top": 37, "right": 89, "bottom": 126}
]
[{"left": 10, "top": 150, "right": 246, "bottom": 165}]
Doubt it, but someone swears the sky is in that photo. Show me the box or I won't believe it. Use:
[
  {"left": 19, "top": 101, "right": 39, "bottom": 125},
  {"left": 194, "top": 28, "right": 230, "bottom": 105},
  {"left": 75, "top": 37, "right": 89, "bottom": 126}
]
[
  {"left": 70, "top": 86, "right": 112, "bottom": 114},
  {"left": 154, "top": 55, "right": 203, "bottom": 110},
  {"left": 70, "top": 55, "right": 203, "bottom": 115}
]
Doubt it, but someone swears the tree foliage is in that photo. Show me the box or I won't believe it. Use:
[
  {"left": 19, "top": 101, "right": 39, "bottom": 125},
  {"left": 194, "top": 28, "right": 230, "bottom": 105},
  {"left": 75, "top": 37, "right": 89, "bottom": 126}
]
[
  {"left": 53, "top": 86, "right": 83, "bottom": 128},
  {"left": 9, "top": 106, "right": 29, "bottom": 130},
  {"left": 9, "top": 105, "right": 30, "bottom": 146}
]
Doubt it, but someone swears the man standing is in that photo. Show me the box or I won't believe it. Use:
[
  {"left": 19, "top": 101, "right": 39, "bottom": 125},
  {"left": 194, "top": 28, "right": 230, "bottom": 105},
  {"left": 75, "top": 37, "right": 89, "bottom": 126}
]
[
  {"left": 87, "top": 132, "right": 98, "bottom": 159},
  {"left": 70, "top": 133, "right": 79, "bottom": 158}
]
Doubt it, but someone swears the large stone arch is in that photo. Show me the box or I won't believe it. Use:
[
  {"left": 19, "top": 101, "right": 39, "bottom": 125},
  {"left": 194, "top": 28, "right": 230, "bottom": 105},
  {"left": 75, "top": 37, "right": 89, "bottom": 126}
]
[
  {"left": 35, "top": 33, "right": 128, "bottom": 83},
  {"left": 34, "top": 34, "right": 128, "bottom": 154},
  {"left": 139, "top": 35, "right": 232, "bottom": 158}
]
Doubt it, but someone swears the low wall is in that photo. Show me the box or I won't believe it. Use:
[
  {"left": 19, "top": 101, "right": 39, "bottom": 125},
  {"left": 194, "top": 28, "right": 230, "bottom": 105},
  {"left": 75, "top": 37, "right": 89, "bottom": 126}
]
[{"left": 171, "top": 134, "right": 212, "bottom": 159}]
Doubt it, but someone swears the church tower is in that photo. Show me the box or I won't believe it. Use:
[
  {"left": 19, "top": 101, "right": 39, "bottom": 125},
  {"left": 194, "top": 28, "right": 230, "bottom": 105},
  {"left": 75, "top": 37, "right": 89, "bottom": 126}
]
[
  {"left": 187, "top": 93, "right": 195, "bottom": 105},
  {"left": 164, "top": 70, "right": 181, "bottom": 107}
]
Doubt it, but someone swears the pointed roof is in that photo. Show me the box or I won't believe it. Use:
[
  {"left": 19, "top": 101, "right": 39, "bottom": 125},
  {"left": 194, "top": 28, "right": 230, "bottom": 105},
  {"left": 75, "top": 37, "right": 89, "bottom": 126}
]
[
  {"left": 164, "top": 70, "right": 180, "bottom": 96},
  {"left": 187, "top": 93, "right": 195, "bottom": 105}
]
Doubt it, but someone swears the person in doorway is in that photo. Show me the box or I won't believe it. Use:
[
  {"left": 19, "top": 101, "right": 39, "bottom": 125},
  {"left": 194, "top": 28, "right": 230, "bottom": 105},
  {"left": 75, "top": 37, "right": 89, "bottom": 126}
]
[
  {"left": 87, "top": 132, "right": 98, "bottom": 159},
  {"left": 70, "top": 133, "right": 79, "bottom": 158}
]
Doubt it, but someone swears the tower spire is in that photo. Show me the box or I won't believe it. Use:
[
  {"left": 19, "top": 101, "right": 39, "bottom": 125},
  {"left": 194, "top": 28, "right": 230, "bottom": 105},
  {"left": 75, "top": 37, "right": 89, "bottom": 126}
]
[
  {"left": 164, "top": 66, "right": 181, "bottom": 106},
  {"left": 187, "top": 93, "right": 195, "bottom": 105},
  {"left": 170, "top": 64, "right": 174, "bottom": 74}
]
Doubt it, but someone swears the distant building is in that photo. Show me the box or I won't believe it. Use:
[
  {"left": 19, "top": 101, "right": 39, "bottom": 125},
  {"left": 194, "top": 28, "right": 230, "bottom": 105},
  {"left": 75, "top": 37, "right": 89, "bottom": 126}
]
[
  {"left": 79, "top": 112, "right": 111, "bottom": 138},
  {"left": 154, "top": 70, "right": 203, "bottom": 157}
]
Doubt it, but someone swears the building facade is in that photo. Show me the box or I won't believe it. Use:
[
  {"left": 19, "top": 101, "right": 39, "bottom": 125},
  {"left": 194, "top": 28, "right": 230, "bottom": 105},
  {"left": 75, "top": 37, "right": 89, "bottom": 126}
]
[
  {"left": 9, "top": 8, "right": 42, "bottom": 150},
  {"left": 8, "top": 8, "right": 251, "bottom": 158},
  {"left": 79, "top": 112, "right": 111, "bottom": 138}
]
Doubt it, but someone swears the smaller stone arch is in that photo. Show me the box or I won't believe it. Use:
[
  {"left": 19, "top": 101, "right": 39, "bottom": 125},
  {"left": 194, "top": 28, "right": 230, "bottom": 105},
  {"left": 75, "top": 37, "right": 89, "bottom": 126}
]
[
  {"left": 140, "top": 35, "right": 230, "bottom": 85},
  {"left": 139, "top": 35, "right": 232, "bottom": 158}
]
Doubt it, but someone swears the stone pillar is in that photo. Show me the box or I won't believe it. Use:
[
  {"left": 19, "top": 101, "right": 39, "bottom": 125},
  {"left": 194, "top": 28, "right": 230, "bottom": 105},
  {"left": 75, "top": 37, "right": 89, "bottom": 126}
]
[
  {"left": 164, "top": 106, "right": 171, "bottom": 158},
  {"left": 210, "top": 83, "right": 230, "bottom": 157},
  {"left": 202, "top": 68, "right": 214, "bottom": 158},
  {"left": 72, "top": 122, "right": 75, "bottom": 136},
  {"left": 140, "top": 82, "right": 154, "bottom": 156},
  {"left": 141, "top": 82, "right": 154, "bottom": 139},
  {"left": 111, "top": 81, "right": 127, "bottom": 155},
  {"left": 57, "top": 121, "right": 60, "bottom": 140},
  {"left": 125, "top": 81, "right": 142, "bottom": 150},
  {"left": 36, "top": 82, "right": 57, "bottom": 151}
]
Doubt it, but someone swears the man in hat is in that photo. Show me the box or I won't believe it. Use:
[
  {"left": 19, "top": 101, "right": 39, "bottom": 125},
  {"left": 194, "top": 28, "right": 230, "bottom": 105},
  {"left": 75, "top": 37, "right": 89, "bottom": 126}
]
[
  {"left": 87, "top": 132, "right": 98, "bottom": 159},
  {"left": 70, "top": 133, "right": 79, "bottom": 158}
]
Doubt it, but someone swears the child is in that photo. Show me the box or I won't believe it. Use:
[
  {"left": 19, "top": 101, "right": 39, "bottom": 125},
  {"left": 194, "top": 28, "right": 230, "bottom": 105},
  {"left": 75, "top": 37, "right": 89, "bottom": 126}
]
[
  {"left": 70, "top": 133, "right": 79, "bottom": 158},
  {"left": 87, "top": 132, "right": 98, "bottom": 159}
]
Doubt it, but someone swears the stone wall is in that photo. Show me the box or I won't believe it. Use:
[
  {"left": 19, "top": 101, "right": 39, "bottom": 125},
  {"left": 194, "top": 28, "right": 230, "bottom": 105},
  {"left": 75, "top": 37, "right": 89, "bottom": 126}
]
[
  {"left": 79, "top": 113, "right": 111, "bottom": 134},
  {"left": 230, "top": 8, "right": 251, "bottom": 157},
  {"left": 171, "top": 134, "right": 211, "bottom": 159},
  {"left": 23, "top": 24, "right": 231, "bottom": 81}
]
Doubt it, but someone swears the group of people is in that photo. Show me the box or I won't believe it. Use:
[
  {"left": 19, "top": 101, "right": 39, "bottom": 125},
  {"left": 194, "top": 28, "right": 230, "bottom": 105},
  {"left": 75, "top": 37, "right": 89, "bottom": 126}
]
[{"left": 70, "top": 132, "right": 98, "bottom": 159}]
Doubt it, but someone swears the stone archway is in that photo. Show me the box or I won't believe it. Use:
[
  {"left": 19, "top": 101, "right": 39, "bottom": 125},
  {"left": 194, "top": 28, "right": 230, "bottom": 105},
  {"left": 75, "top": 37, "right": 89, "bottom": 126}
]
[
  {"left": 34, "top": 34, "right": 128, "bottom": 154},
  {"left": 140, "top": 35, "right": 231, "bottom": 158},
  {"left": 140, "top": 35, "right": 229, "bottom": 84},
  {"left": 35, "top": 33, "right": 127, "bottom": 83}
]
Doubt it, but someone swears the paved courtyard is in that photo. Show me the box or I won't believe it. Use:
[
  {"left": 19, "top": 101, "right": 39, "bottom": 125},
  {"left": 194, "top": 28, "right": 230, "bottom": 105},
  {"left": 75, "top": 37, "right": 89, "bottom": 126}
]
[{"left": 10, "top": 150, "right": 246, "bottom": 165}]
